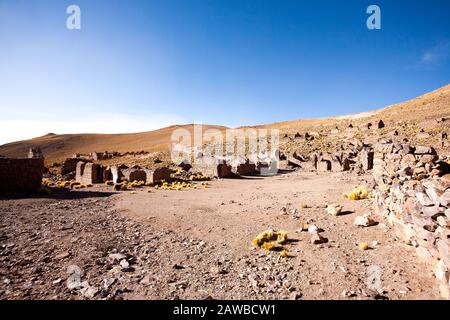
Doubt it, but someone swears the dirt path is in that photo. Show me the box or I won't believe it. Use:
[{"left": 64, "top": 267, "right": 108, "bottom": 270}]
[{"left": 115, "top": 171, "right": 441, "bottom": 299}]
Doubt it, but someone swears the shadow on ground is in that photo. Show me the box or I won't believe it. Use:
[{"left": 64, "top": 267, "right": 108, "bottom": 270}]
[{"left": 0, "top": 189, "right": 116, "bottom": 201}]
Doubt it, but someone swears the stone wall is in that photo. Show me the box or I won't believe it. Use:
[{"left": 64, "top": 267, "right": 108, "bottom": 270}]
[
  {"left": 372, "top": 139, "right": 450, "bottom": 299},
  {"left": 0, "top": 157, "right": 44, "bottom": 192},
  {"left": 76, "top": 162, "right": 104, "bottom": 185},
  {"left": 61, "top": 158, "right": 90, "bottom": 175}
]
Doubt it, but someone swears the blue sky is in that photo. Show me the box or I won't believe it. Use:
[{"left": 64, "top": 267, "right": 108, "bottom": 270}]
[{"left": 0, "top": 0, "right": 449, "bottom": 144}]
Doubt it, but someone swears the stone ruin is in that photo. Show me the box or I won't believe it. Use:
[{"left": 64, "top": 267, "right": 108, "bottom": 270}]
[
  {"left": 192, "top": 157, "right": 234, "bottom": 179},
  {"left": 371, "top": 139, "right": 450, "bottom": 299},
  {"left": 61, "top": 157, "right": 90, "bottom": 176},
  {"left": 189, "top": 151, "right": 283, "bottom": 178},
  {"left": 0, "top": 148, "right": 45, "bottom": 193},
  {"left": 28, "top": 147, "right": 43, "bottom": 159},
  {"left": 90, "top": 151, "right": 120, "bottom": 161},
  {"left": 75, "top": 161, "right": 172, "bottom": 185},
  {"left": 76, "top": 162, "right": 105, "bottom": 185},
  {"left": 280, "top": 142, "right": 374, "bottom": 174}
]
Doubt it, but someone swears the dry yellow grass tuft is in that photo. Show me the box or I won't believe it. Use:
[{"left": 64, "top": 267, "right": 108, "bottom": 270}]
[
  {"left": 344, "top": 186, "right": 370, "bottom": 200},
  {"left": 280, "top": 250, "right": 289, "bottom": 258},
  {"left": 359, "top": 242, "right": 369, "bottom": 251},
  {"left": 252, "top": 229, "right": 291, "bottom": 257}
]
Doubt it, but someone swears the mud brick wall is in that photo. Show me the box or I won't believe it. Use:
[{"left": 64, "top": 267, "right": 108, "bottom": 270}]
[
  {"left": 0, "top": 158, "right": 44, "bottom": 192},
  {"left": 372, "top": 140, "right": 450, "bottom": 299}
]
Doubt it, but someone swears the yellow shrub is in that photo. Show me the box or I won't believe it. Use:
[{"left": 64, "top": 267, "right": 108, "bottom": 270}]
[
  {"left": 252, "top": 229, "right": 289, "bottom": 254},
  {"left": 359, "top": 242, "right": 369, "bottom": 251},
  {"left": 69, "top": 181, "right": 80, "bottom": 189},
  {"left": 253, "top": 229, "right": 276, "bottom": 247},
  {"left": 344, "top": 186, "right": 370, "bottom": 200},
  {"left": 280, "top": 250, "right": 288, "bottom": 258},
  {"left": 262, "top": 242, "right": 275, "bottom": 251},
  {"left": 105, "top": 180, "right": 114, "bottom": 186},
  {"left": 276, "top": 231, "right": 288, "bottom": 244}
]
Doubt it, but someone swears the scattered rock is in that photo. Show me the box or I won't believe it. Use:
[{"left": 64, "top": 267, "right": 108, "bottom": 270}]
[
  {"left": 108, "top": 253, "right": 127, "bottom": 264},
  {"left": 311, "top": 233, "right": 328, "bottom": 244},
  {"left": 55, "top": 252, "right": 70, "bottom": 260},
  {"left": 120, "top": 259, "right": 133, "bottom": 272},
  {"left": 325, "top": 204, "right": 343, "bottom": 216},
  {"left": 354, "top": 215, "right": 376, "bottom": 227},
  {"left": 308, "top": 225, "right": 319, "bottom": 234},
  {"left": 80, "top": 282, "right": 98, "bottom": 299},
  {"left": 103, "top": 277, "right": 116, "bottom": 290}
]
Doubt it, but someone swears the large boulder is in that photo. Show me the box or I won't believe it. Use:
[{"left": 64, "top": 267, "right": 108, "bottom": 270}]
[{"left": 414, "top": 146, "right": 437, "bottom": 155}]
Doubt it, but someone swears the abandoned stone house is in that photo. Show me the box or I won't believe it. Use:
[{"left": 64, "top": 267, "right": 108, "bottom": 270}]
[
  {"left": 61, "top": 157, "right": 90, "bottom": 175},
  {"left": 0, "top": 148, "right": 45, "bottom": 192},
  {"left": 76, "top": 162, "right": 104, "bottom": 185},
  {"left": 75, "top": 161, "right": 172, "bottom": 185}
]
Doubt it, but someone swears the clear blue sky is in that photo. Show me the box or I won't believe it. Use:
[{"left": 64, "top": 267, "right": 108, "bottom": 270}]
[{"left": 0, "top": 0, "right": 449, "bottom": 144}]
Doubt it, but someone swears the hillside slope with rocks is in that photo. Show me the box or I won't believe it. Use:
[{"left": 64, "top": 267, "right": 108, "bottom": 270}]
[{"left": 1, "top": 84, "right": 449, "bottom": 165}]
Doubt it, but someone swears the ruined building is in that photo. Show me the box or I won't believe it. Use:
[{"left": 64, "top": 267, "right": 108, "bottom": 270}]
[{"left": 0, "top": 148, "right": 45, "bottom": 192}]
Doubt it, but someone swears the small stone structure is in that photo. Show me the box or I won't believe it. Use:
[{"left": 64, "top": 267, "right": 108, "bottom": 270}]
[
  {"left": 144, "top": 167, "right": 172, "bottom": 184},
  {"left": 61, "top": 158, "right": 89, "bottom": 175},
  {"left": 0, "top": 148, "right": 45, "bottom": 192},
  {"left": 193, "top": 158, "right": 234, "bottom": 179},
  {"left": 76, "top": 162, "right": 104, "bottom": 184},
  {"left": 111, "top": 165, "right": 128, "bottom": 183},
  {"left": 28, "top": 147, "right": 43, "bottom": 159},
  {"left": 122, "top": 167, "right": 147, "bottom": 182}
]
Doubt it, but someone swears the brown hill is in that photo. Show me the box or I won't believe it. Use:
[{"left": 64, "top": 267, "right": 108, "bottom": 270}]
[
  {"left": 1, "top": 84, "right": 449, "bottom": 162},
  {"left": 0, "top": 124, "right": 228, "bottom": 162},
  {"left": 257, "top": 83, "right": 450, "bottom": 133}
]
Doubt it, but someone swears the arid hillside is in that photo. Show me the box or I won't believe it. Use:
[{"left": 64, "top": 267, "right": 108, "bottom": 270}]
[
  {"left": 258, "top": 83, "right": 450, "bottom": 132},
  {"left": 0, "top": 124, "right": 228, "bottom": 162},
  {"left": 0, "top": 84, "right": 449, "bottom": 162}
]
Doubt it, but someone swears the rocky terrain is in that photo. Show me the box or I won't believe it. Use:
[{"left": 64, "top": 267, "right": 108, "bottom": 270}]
[
  {"left": 0, "top": 84, "right": 449, "bottom": 300},
  {"left": 0, "top": 173, "right": 441, "bottom": 300}
]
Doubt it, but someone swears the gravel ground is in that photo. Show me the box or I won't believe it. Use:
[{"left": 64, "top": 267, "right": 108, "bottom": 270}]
[{"left": 0, "top": 172, "right": 442, "bottom": 300}]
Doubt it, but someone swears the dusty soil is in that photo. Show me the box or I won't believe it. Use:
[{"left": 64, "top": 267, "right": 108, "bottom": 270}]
[{"left": 0, "top": 171, "right": 441, "bottom": 300}]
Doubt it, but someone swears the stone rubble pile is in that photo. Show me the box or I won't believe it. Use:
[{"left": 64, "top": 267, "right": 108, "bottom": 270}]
[
  {"left": 372, "top": 138, "right": 450, "bottom": 299},
  {"left": 281, "top": 140, "right": 374, "bottom": 174}
]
